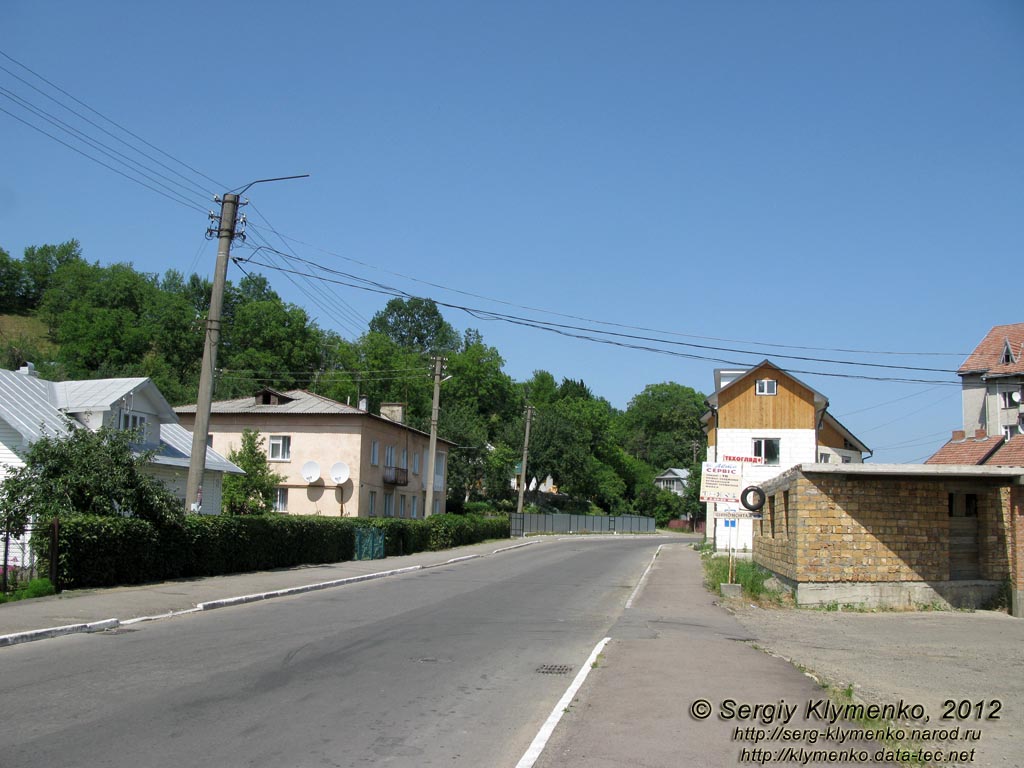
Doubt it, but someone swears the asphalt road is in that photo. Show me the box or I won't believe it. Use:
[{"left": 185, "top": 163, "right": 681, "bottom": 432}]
[{"left": 0, "top": 537, "right": 662, "bottom": 768}]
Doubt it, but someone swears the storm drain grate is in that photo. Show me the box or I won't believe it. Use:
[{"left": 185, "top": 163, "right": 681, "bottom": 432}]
[{"left": 536, "top": 664, "right": 573, "bottom": 675}]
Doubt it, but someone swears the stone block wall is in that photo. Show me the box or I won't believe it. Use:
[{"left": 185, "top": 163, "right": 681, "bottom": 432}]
[{"left": 754, "top": 470, "right": 1014, "bottom": 585}]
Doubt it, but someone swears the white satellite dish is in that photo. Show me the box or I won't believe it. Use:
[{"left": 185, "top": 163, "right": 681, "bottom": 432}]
[
  {"left": 330, "top": 461, "right": 350, "bottom": 485},
  {"left": 1013, "top": 391, "right": 1022, "bottom": 404},
  {"left": 301, "top": 460, "right": 321, "bottom": 483}
]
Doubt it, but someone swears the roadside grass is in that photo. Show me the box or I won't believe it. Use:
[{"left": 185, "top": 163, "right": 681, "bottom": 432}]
[
  {"left": 700, "top": 553, "right": 787, "bottom": 605},
  {"left": 0, "top": 578, "right": 56, "bottom": 604}
]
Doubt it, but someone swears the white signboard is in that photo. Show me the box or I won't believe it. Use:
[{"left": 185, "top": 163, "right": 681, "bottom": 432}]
[{"left": 699, "top": 462, "right": 743, "bottom": 504}]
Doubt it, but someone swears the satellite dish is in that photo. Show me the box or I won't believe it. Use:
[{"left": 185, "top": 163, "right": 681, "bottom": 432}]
[
  {"left": 330, "top": 461, "right": 350, "bottom": 485},
  {"left": 301, "top": 461, "right": 321, "bottom": 483},
  {"left": 1013, "top": 391, "right": 1021, "bottom": 404}
]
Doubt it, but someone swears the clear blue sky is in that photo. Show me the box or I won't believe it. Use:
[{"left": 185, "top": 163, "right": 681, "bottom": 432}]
[{"left": 2, "top": 2, "right": 1022, "bottom": 463}]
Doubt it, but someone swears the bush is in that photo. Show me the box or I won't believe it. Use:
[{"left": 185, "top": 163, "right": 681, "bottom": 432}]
[{"left": 43, "top": 512, "right": 511, "bottom": 589}]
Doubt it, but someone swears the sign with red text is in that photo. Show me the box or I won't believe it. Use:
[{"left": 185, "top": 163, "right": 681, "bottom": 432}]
[
  {"left": 699, "top": 462, "right": 744, "bottom": 503},
  {"left": 720, "top": 454, "right": 764, "bottom": 465}
]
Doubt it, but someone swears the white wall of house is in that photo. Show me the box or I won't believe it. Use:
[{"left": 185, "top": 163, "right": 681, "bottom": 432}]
[
  {"left": 147, "top": 465, "right": 225, "bottom": 516},
  {"left": 0, "top": 417, "right": 25, "bottom": 475},
  {"left": 708, "top": 428, "right": 817, "bottom": 551}
]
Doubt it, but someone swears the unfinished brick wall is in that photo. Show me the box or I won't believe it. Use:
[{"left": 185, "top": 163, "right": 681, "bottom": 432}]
[{"left": 754, "top": 470, "right": 1013, "bottom": 584}]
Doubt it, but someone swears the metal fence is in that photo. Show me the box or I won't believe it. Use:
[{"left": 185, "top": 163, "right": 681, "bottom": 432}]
[
  {"left": 2, "top": 525, "right": 46, "bottom": 592},
  {"left": 509, "top": 513, "right": 656, "bottom": 537}
]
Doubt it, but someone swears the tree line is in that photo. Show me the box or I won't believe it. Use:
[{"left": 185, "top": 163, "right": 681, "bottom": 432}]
[{"left": 0, "top": 240, "right": 706, "bottom": 523}]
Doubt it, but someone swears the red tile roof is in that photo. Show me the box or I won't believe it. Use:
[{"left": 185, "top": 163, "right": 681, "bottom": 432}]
[
  {"left": 958, "top": 323, "right": 1024, "bottom": 376},
  {"left": 986, "top": 434, "right": 1024, "bottom": 467},
  {"left": 925, "top": 436, "right": 1002, "bottom": 465}
]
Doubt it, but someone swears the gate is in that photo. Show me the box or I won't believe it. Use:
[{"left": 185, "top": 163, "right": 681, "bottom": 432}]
[{"left": 354, "top": 527, "right": 386, "bottom": 560}]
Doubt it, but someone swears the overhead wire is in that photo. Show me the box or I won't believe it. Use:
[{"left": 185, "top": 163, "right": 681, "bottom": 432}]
[
  {"left": 0, "top": 104, "right": 208, "bottom": 215},
  {"left": 238, "top": 251, "right": 961, "bottom": 386},
  {"left": 242, "top": 205, "right": 369, "bottom": 336},
  {"left": 0, "top": 49, "right": 224, "bottom": 194},
  {"left": 244, "top": 224, "right": 968, "bottom": 359},
  {"left": 0, "top": 85, "right": 212, "bottom": 209}
]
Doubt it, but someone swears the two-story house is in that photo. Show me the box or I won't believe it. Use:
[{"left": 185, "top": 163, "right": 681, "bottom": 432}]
[
  {"left": 176, "top": 389, "right": 454, "bottom": 518},
  {"left": 0, "top": 365, "right": 241, "bottom": 512},
  {"left": 654, "top": 467, "right": 689, "bottom": 496},
  {"left": 957, "top": 323, "right": 1024, "bottom": 442},
  {"left": 701, "top": 360, "right": 869, "bottom": 550},
  {"left": 927, "top": 323, "right": 1024, "bottom": 466}
]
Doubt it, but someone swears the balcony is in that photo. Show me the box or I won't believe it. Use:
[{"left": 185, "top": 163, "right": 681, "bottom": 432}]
[{"left": 383, "top": 465, "right": 409, "bottom": 486}]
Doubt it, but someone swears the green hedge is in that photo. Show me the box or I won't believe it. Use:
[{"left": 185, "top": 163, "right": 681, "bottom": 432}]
[{"left": 41, "top": 513, "right": 510, "bottom": 589}]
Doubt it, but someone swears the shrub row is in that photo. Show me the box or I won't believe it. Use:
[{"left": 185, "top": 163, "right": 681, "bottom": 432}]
[{"left": 40, "top": 513, "right": 510, "bottom": 589}]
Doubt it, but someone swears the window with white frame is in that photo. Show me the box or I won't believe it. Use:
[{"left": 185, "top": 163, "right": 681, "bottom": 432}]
[
  {"left": 412, "top": 451, "right": 420, "bottom": 474},
  {"left": 818, "top": 453, "right": 831, "bottom": 463},
  {"left": 269, "top": 435, "right": 291, "bottom": 461},
  {"left": 1000, "top": 390, "right": 1021, "bottom": 409},
  {"left": 411, "top": 496, "right": 418, "bottom": 518},
  {"left": 119, "top": 411, "right": 146, "bottom": 434},
  {"left": 370, "top": 440, "right": 379, "bottom": 466},
  {"left": 384, "top": 444, "right": 396, "bottom": 467},
  {"left": 1004, "top": 424, "right": 1020, "bottom": 441},
  {"left": 274, "top": 487, "right": 288, "bottom": 512},
  {"left": 399, "top": 495, "right": 406, "bottom": 518},
  {"left": 383, "top": 492, "right": 394, "bottom": 517},
  {"left": 368, "top": 490, "right": 377, "bottom": 516},
  {"left": 401, "top": 447, "right": 408, "bottom": 469},
  {"left": 433, "top": 499, "right": 440, "bottom": 516},
  {"left": 434, "top": 452, "right": 446, "bottom": 483},
  {"left": 752, "top": 438, "right": 780, "bottom": 466},
  {"left": 755, "top": 379, "right": 777, "bottom": 396}
]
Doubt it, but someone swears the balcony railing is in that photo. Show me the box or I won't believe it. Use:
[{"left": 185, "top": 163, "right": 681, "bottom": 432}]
[{"left": 383, "top": 465, "right": 409, "bottom": 486}]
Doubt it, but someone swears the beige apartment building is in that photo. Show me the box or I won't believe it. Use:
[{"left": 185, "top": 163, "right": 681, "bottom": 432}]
[{"left": 176, "top": 389, "right": 453, "bottom": 517}]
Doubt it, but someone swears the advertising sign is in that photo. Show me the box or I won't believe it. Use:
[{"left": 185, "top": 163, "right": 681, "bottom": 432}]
[{"left": 699, "top": 462, "right": 743, "bottom": 504}]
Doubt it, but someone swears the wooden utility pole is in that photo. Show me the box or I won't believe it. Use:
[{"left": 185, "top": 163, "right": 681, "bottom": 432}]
[
  {"left": 423, "top": 356, "right": 445, "bottom": 517},
  {"left": 185, "top": 193, "right": 240, "bottom": 513},
  {"left": 516, "top": 405, "right": 535, "bottom": 516}
]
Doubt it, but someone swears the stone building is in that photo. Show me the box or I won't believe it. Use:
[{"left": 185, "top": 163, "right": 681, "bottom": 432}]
[{"left": 752, "top": 463, "right": 1024, "bottom": 616}]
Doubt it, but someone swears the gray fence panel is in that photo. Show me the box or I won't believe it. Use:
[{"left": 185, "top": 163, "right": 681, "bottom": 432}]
[{"left": 508, "top": 512, "right": 655, "bottom": 535}]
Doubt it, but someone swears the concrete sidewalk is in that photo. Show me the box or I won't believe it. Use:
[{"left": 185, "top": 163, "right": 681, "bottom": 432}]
[
  {"left": 0, "top": 537, "right": 539, "bottom": 646},
  {"left": 533, "top": 544, "right": 902, "bottom": 768}
]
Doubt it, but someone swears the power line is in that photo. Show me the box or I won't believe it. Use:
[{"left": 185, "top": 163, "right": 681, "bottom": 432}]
[
  {"left": 0, "top": 49, "right": 224, "bottom": 194},
  {"left": 0, "top": 104, "right": 207, "bottom": 214},
  {"left": 238, "top": 253, "right": 961, "bottom": 386},
  {"left": 0, "top": 86, "right": 211, "bottom": 209},
  {"left": 247, "top": 204, "right": 369, "bottom": 330},
  {"left": 240, "top": 246, "right": 961, "bottom": 378},
  {"left": 244, "top": 223, "right": 968, "bottom": 359}
]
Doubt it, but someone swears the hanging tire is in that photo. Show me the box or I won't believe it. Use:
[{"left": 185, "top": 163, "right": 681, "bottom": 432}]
[{"left": 740, "top": 485, "right": 766, "bottom": 512}]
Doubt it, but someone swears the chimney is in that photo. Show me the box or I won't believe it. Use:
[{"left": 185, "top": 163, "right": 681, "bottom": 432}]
[
  {"left": 17, "top": 362, "right": 38, "bottom": 378},
  {"left": 975, "top": 429, "right": 988, "bottom": 440},
  {"left": 379, "top": 403, "right": 406, "bottom": 424},
  {"left": 358, "top": 396, "right": 368, "bottom": 412},
  {"left": 951, "top": 430, "right": 966, "bottom": 442}
]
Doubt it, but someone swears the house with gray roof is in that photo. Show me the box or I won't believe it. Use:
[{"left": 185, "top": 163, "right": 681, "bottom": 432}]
[
  {"left": 176, "top": 389, "right": 454, "bottom": 518},
  {"left": 0, "top": 364, "right": 241, "bottom": 515}
]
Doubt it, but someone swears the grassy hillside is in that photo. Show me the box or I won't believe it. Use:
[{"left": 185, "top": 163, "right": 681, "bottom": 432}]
[{"left": 0, "top": 314, "right": 58, "bottom": 366}]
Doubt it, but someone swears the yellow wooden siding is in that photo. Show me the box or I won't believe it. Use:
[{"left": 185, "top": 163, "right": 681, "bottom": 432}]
[
  {"left": 817, "top": 419, "right": 849, "bottom": 451},
  {"left": 717, "top": 365, "right": 817, "bottom": 429}
]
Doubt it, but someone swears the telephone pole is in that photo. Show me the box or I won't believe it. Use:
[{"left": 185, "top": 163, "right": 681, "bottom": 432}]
[
  {"left": 424, "top": 355, "right": 446, "bottom": 517},
  {"left": 516, "top": 405, "right": 535, "bottom": 516},
  {"left": 185, "top": 193, "right": 241, "bottom": 512},
  {"left": 184, "top": 175, "right": 307, "bottom": 513}
]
